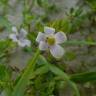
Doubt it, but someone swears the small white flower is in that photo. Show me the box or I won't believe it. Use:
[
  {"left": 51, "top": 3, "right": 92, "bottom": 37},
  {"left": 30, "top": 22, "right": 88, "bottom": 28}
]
[
  {"left": 9, "top": 26, "right": 31, "bottom": 47},
  {"left": 36, "top": 26, "right": 67, "bottom": 59}
]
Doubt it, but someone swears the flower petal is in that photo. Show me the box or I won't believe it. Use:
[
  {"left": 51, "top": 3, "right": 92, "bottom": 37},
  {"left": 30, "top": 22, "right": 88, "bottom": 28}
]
[
  {"left": 20, "top": 28, "right": 27, "bottom": 35},
  {"left": 39, "top": 41, "right": 48, "bottom": 50},
  {"left": 12, "top": 26, "right": 18, "bottom": 34},
  {"left": 44, "top": 26, "right": 55, "bottom": 35},
  {"left": 18, "top": 39, "right": 31, "bottom": 47},
  {"left": 55, "top": 32, "right": 67, "bottom": 44},
  {"left": 9, "top": 34, "right": 18, "bottom": 42},
  {"left": 20, "top": 28, "right": 28, "bottom": 38},
  {"left": 50, "top": 44, "right": 64, "bottom": 58},
  {"left": 36, "top": 32, "right": 45, "bottom": 43}
]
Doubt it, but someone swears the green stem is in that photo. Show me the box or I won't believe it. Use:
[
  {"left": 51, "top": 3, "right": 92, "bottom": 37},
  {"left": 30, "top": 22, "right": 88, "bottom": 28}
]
[{"left": 12, "top": 49, "right": 40, "bottom": 96}]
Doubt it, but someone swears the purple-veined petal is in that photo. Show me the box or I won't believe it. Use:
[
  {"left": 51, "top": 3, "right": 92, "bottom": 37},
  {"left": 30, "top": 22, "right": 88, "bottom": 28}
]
[
  {"left": 50, "top": 44, "right": 64, "bottom": 58},
  {"left": 39, "top": 41, "right": 48, "bottom": 50},
  {"left": 44, "top": 26, "right": 55, "bottom": 35},
  {"left": 36, "top": 32, "right": 45, "bottom": 43},
  {"left": 55, "top": 32, "right": 67, "bottom": 44},
  {"left": 9, "top": 34, "right": 18, "bottom": 42}
]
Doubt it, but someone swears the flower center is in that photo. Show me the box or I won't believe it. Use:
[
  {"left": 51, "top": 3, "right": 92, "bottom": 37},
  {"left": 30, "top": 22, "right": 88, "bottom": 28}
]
[{"left": 46, "top": 36, "right": 55, "bottom": 45}]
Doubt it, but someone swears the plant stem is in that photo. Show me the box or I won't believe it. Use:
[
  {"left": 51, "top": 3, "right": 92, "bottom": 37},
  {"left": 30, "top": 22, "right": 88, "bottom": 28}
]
[{"left": 12, "top": 49, "right": 40, "bottom": 96}]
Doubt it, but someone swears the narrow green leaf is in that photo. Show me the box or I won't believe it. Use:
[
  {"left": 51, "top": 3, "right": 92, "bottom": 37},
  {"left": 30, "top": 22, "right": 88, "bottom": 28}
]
[
  {"left": 71, "top": 71, "right": 96, "bottom": 83},
  {"left": 34, "top": 65, "right": 49, "bottom": 76},
  {"left": 12, "top": 49, "right": 40, "bottom": 96},
  {"left": 63, "top": 40, "right": 96, "bottom": 46},
  {"left": 39, "top": 55, "right": 80, "bottom": 96}
]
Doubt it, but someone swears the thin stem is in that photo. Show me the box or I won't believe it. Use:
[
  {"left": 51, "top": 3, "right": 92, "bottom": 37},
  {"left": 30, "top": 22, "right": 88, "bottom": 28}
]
[{"left": 12, "top": 49, "right": 40, "bottom": 96}]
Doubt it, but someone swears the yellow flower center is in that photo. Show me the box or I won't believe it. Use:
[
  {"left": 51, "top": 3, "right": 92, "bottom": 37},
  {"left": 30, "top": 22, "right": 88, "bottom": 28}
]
[{"left": 46, "top": 36, "right": 55, "bottom": 45}]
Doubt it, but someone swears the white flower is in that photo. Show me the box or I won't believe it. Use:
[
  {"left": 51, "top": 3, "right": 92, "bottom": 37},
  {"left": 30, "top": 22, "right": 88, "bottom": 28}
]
[
  {"left": 36, "top": 26, "right": 67, "bottom": 59},
  {"left": 9, "top": 26, "right": 31, "bottom": 47}
]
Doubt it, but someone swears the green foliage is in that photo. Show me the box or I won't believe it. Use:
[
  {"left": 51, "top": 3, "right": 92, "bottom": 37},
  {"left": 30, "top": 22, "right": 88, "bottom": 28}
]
[
  {"left": 38, "top": 56, "right": 80, "bottom": 96},
  {"left": 0, "top": 0, "right": 8, "bottom": 5},
  {"left": 49, "top": 7, "right": 88, "bottom": 34},
  {"left": 0, "top": 40, "right": 13, "bottom": 95},
  {"left": 63, "top": 40, "right": 96, "bottom": 46},
  {"left": 71, "top": 71, "right": 96, "bottom": 83},
  {"left": 0, "top": 16, "right": 11, "bottom": 31},
  {"left": 0, "top": 40, "right": 14, "bottom": 64},
  {"left": 12, "top": 49, "right": 40, "bottom": 96},
  {"left": 36, "top": 0, "right": 50, "bottom": 7},
  {"left": 36, "top": 0, "right": 57, "bottom": 13},
  {"left": 31, "top": 73, "right": 56, "bottom": 96},
  {"left": 0, "top": 64, "right": 10, "bottom": 81},
  {"left": 85, "top": 0, "right": 96, "bottom": 11},
  {"left": 0, "top": 64, "right": 12, "bottom": 96}
]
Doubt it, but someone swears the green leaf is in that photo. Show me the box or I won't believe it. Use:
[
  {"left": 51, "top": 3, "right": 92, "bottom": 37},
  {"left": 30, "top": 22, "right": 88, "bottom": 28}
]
[
  {"left": 71, "top": 71, "right": 96, "bottom": 83},
  {"left": 12, "top": 49, "right": 40, "bottom": 96},
  {"left": 0, "top": 64, "right": 11, "bottom": 81},
  {"left": 36, "top": 0, "right": 49, "bottom": 7},
  {"left": 0, "top": 64, "right": 12, "bottom": 96},
  {"left": 39, "top": 56, "right": 80, "bottom": 96},
  {"left": 0, "top": 40, "right": 11, "bottom": 51},
  {"left": 63, "top": 40, "right": 96, "bottom": 46},
  {"left": 0, "top": 40, "right": 13, "bottom": 64},
  {"left": 34, "top": 65, "right": 49, "bottom": 76}
]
